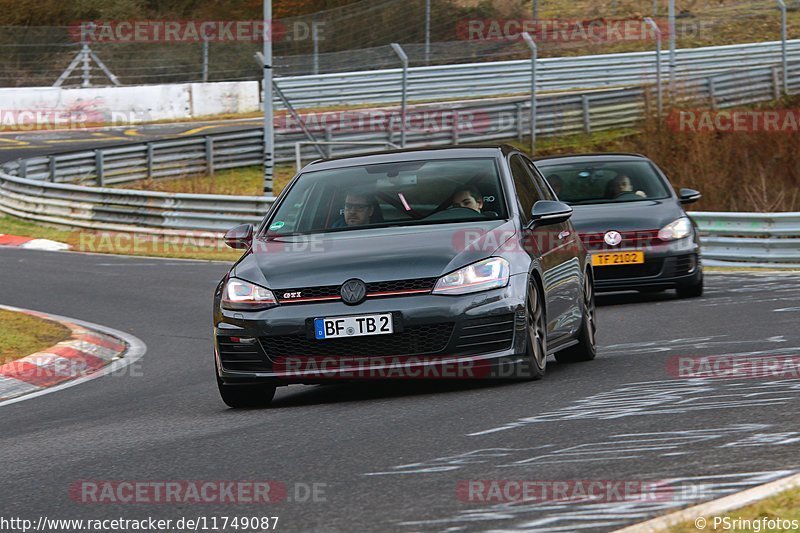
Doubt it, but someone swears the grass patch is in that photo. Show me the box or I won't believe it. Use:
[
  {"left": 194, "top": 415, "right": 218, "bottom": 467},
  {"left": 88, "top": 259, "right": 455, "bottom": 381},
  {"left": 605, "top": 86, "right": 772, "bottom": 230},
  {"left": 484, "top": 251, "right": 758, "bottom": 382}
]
[
  {"left": 0, "top": 215, "right": 243, "bottom": 262},
  {"left": 118, "top": 165, "right": 297, "bottom": 197},
  {"left": 669, "top": 486, "right": 800, "bottom": 532},
  {"left": 0, "top": 309, "right": 72, "bottom": 365}
]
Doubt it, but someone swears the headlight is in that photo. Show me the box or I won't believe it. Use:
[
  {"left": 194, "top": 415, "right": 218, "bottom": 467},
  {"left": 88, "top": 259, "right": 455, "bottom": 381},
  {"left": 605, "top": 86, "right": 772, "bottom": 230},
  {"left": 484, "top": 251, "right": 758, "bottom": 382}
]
[
  {"left": 433, "top": 257, "right": 510, "bottom": 295},
  {"left": 658, "top": 217, "right": 693, "bottom": 241},
  {"left": 222, "top": 278, "right": 278, "bottom": 310}
]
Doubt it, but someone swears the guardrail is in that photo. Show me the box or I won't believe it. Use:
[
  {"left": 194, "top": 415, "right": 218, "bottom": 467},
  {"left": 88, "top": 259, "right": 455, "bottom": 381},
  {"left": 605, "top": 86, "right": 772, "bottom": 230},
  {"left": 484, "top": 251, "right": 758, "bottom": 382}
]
[
  {"left": 274, "top": 40, "right": 800, "bottom": 108},
  {"left": 689, "top": 212, "right": 800, "bottom": 268}
]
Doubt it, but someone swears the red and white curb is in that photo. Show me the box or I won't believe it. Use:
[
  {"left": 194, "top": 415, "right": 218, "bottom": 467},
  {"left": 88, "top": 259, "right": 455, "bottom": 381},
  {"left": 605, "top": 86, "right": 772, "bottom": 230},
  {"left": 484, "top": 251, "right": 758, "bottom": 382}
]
[
  {"left": 614, "top": 471, "right": 800, "bottom": 532},
  {"left": 0, "top": 304, "right": 146, "bottom": 406},
  {"left": 0, "top": 233, "right": 71, "bottom": 251}
]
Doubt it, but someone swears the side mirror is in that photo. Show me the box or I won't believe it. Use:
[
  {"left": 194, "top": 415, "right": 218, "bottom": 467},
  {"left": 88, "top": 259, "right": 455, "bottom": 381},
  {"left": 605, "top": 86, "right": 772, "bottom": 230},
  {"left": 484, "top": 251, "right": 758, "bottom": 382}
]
[
  {"left": 224, "top": 223, "right": 253, "bottom": 249},
  {"left": 528, "top": 200, "right": 573, "bottom": 228},
  {"left": 679, "top": 188, "right": 702, "bottom": 204}
]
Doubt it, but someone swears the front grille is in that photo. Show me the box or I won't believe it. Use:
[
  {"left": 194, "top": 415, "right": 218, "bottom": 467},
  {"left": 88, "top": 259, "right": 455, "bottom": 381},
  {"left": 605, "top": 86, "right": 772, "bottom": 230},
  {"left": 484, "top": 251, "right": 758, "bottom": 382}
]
[
  {"left": 261, "top": 324, "right": 454, "bottom": 358},
  {"left": 217, "top": 336, "right": 272, "bottom": 372},
  {"left": 455, "top": 315, "right": 515, "bottom": 354},
  {"left": 594, "top": 259, "right": 664, "bottom": 280},
  {"left": 580, "top": 230, "right": 661, "bottom": 251},
  {"left": 275, "top": 277, "right": 437, "bottom": 304}
]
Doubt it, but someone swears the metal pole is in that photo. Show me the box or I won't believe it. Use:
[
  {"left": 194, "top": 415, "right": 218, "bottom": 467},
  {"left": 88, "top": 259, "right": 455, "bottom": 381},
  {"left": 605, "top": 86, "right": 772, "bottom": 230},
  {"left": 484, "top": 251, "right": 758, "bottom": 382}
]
[
  {"left": 81, "top": 43, "right": 91, "bottom": 88},
  {"left": 645, "top": 17, "right": 663, "bottom": 119},
  {"left": 532, "top": 0, "right": 538, "bottom": 20},
  {"left": 263, "top": 0, "right": 275, "bottom": 195},
  {"left": 424, "top": 0, "right": 431, "bottom": 65},
  {"left": 653, "top": 0, "right": 658, "bottom": 16},
  {"left": 312, "top": 16, "right": 320, "bottom": 75},
  {"left": 668, "top": 0, "right": 676, "bottom": 98},
  {"left": 521, "top": 32, "right": 537, "bottom": 156},
  {"left": 391, "top": 43, "right": 409, "bottom": 148},
  {"left": 777, "top": 0, "right": 788, "bottom": 95},
  {"left": 202, "top": 35, "right": 209, "bottom": 83}
]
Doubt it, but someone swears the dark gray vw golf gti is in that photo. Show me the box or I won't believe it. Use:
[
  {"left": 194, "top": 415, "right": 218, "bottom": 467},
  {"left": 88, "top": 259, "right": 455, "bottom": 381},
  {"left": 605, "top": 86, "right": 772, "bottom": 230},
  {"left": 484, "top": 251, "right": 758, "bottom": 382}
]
[
  {"left": 535, "top": 153, "right": 703, "bottom": 297},
  {"left": 214, "top": 146, "right": 595, "bottom": 407}
]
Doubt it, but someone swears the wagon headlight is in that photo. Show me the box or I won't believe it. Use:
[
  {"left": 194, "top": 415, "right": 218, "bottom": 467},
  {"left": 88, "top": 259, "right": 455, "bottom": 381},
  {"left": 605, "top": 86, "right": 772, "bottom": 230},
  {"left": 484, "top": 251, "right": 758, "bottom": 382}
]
[
  {"left": 222, "top": 278, "right": 278, "bottom": 310},
  {"left": 658, "top": 217, "right": 693, "bottom": 241},
  {"left": 433, "top": 257, "right": 510, "bottom": 295}
]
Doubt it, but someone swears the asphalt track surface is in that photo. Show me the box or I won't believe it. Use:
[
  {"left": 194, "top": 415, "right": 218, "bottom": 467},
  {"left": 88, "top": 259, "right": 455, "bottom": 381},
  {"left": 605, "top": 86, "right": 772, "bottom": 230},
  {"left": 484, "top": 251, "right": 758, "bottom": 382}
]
[{"left": 1, "top": 245, "right": 799, "bottom": 532}]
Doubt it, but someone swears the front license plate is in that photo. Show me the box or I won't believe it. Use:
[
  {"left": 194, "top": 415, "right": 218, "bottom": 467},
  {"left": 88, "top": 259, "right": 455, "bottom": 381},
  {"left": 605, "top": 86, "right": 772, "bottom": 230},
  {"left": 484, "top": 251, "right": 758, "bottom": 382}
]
[
  {"left": 314, "top": 313, "right": 394, "bottom": 340},
  {"left": 591, "top": 251, "right": 645, "bottom": 266}
]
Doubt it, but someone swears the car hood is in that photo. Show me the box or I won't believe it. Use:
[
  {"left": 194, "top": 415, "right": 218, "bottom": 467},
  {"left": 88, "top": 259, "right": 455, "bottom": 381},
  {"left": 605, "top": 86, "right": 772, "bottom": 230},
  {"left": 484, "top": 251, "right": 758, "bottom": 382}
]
[
  {"left": 232, "top": 220, "right": 516, "bottom": 289},
  {"left": 568, "top": 199, "right": 684, "bottom": 233}
]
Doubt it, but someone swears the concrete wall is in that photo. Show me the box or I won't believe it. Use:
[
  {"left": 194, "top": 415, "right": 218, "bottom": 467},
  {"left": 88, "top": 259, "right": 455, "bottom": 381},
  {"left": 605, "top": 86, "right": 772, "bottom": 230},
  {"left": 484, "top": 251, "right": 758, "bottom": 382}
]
[{"left": 0, "top": 81, "right": 259, "bottom": 125}]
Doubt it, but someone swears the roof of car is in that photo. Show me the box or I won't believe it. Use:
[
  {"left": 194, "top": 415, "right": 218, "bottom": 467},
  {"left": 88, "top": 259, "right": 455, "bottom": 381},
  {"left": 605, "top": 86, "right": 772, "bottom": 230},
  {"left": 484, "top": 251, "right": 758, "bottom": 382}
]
[
  {"left": 533, "top": 153, "right": 649, "bottom": 165},
  {"left": 302, "top": 144, "right": 520, "bottom": 171}
]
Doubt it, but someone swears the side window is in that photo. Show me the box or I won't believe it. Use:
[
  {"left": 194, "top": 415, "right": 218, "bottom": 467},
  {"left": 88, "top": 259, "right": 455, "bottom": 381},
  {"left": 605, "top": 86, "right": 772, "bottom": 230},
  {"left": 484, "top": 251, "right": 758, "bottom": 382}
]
[
  {"left": 509, "top": 154, "right": 542, "bottom": 222},
  {"left": 523, "top": 158, "right": 557, "bottom": 201}
]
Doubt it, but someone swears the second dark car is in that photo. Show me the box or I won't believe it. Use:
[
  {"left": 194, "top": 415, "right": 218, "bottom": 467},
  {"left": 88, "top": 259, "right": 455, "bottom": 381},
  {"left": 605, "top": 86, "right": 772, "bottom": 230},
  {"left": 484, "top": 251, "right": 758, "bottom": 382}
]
[
  {"left": 213, "top": 146, "right": 596, "bottom": 407},
  {"left": 534, "top": 153, "right": 703, "bottom": 298}
]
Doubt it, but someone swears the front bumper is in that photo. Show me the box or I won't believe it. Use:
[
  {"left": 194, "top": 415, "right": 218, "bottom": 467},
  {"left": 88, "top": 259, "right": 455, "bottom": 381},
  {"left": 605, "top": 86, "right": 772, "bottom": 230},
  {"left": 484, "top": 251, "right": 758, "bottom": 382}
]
[
  {"left": 590, "top": 238, "right": 701, "bottom": 292},
  {"left": 214, "top": 275, "right": 530, "bottom": 383}
]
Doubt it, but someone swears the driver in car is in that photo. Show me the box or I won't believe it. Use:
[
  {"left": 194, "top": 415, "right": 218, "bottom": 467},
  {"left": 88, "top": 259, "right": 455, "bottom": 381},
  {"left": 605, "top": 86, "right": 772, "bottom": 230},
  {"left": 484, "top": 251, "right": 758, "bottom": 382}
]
[
  {"left": 450, "top": 187, "right": 484, "bottom": 213},
  {"left": 606, "top": 175, "right": 646, "bottom": 199},
  {"left": 332, "top": 191, "right": 375, "bottom": 228}
]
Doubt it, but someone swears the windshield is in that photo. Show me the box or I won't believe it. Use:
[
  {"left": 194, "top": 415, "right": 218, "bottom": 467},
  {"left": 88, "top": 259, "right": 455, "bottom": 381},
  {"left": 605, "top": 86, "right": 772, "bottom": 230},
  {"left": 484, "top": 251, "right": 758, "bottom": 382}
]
[
  {"left": 536, "top": 160, "right": 671, "bottom": 205},
  {"left": 261, "top": 158, "right": 507, "bottom": 236}
]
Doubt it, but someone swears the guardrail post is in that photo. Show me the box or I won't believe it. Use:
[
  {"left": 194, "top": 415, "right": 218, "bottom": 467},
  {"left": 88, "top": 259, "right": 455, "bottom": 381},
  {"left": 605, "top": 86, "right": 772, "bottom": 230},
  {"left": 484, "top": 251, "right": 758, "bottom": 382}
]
[
  {"left": 19, "top": 159, "right": 27, "bottom": 179},
  {"left": 390, "top": 43, "right": 409, "bottom": 148},
  {"left": 452, "top": 110, "right": 460, "bottom": 145},
  {"left": 146, "top": 143, "right": 154, "bottom": 179},
  {"left": 515, "top": 102, "right": 523, "bottom": 141},
  {"left": 777, "top": 0, "right": 788, "bottom": 95},
  {"left": 644, "top": 17, "right": 663, "bottom": 119},
  {"left": 324, "top": 126, "right": 333, "bottom": 158},
  {"left": 582, "top": 95, "right": 592, "bottom": 134},
  {"left": 521, "top": 32, "right": 537, "bottom": 156},
  {"left": 95, "top": 150, "right": 104, "bottom": 186},
  {"left": 772, "top": 66, "right": 782, "bottom": 100},
  {"left": 708, "top": 78, "right": 718, "bottom": 110},
  {"left": 49, "top": 156, "right": 56, "bottom": 182},
  {"left": 205, "top": 137, "right": 214, "bottom": 176}
]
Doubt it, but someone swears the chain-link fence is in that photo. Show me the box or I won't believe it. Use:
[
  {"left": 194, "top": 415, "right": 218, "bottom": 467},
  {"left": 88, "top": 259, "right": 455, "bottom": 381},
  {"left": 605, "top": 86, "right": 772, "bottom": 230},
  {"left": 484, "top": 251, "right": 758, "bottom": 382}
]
[{"left": 0, "top": 0, "right": 798, "bottom": 87}]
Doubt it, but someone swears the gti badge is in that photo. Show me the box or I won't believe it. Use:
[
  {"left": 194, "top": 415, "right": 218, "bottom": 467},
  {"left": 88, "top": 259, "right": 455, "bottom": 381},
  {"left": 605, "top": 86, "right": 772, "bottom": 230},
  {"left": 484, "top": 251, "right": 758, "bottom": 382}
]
[{"left": 604, "top": 231, "right": 622, "bottom": 246}]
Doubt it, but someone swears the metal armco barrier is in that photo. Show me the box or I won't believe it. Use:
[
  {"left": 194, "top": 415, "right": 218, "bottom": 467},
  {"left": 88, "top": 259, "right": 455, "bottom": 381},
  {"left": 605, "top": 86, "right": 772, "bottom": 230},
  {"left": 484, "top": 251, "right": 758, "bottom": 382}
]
[
  {"left": 689, "top": 212, "right": 800, "bottom": 268},
  {"left": 273, "top": 40, "right": 800, "bottom": 108}
]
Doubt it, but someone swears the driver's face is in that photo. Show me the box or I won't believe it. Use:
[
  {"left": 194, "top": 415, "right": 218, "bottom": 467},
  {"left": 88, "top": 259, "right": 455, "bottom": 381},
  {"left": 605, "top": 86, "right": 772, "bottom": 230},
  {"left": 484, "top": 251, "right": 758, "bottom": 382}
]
[
  {"left": 343, "top": 194, "right": 373, "bottom": 226},
  {"left": 615, "top": 177, "right": 632, "bottom": 193},
  {"left": 452, "top": 190, "right": 483, "bottom": 212}
]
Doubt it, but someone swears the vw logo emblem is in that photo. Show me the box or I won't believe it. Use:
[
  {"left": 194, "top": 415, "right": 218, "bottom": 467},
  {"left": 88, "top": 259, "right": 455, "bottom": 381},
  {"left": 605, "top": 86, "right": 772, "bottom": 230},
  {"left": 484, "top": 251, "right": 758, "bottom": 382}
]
[
  {"left": 340, "top": 279, "right": 367, "bottom": 305},
  {"left": 604, "top": 231, "right": 622, "bottom": 246}
]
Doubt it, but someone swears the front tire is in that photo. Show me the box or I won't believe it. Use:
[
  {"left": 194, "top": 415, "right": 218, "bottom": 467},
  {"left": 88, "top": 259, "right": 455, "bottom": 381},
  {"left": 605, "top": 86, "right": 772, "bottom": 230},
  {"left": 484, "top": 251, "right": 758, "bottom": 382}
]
[
  {"left": 676, "top": 271, "right": 704, "bottom": 299},
  {"left": 555, "top": 271, "right": 597, "bottom": 364},
  {"left": 217, "top": 376, "right": 276, "bottom": 408},
  {"left": 518, "top": 281, "right": 547, "bottom": 380}
]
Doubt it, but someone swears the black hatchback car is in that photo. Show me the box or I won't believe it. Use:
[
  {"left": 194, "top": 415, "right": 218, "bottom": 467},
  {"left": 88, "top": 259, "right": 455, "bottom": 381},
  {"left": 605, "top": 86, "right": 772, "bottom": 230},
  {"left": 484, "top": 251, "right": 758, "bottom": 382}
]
[
  {"left": 213, "top": 146, "right": 597, "bottom": 407},
  {"left": 534, "top": 153, "right": 703, "bottom": 298}
]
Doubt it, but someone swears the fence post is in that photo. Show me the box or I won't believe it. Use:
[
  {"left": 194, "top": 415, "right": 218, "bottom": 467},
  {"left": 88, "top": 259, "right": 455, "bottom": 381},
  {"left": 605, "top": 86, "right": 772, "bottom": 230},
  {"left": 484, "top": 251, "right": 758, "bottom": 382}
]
[
  {"left": 146, "top": 143, "right": 154, "bottom": 179},
  {"left": 645, "top": 17, "right": 663, "bottom": 119},
  {"left": 772, "top": 65, "right": 782, "bottom": 100},
  {"left": 452, "top": 110, "right": 460, "bottom": 145},
  {"left": 205, "top": 137, "right": 214, "bottom": 175},
  {"left": 49, "top": 156, "right": 56, "bottom": 182},
  {"left": 324, "top": 126, "right": 334, "bottom": 158},
  {"left": 777, "top": 0, "right": 788, "bottom": 95},
  {"left": 202, "top": 35, "right": 209, "bottom": 83},
  {"left": 521, "top": 32, "right": 537, "bottom": 156},
  {"left": 516, "top": 102, "right": 523, "bottom": 141},
  {"left": 582, "top": 95, "right": 592, "bottom": 134},
  {"left": 708, "top": 77, "right": 718, "bottom": 110},
  {"left": 390, "top": 43, "right": 409, "bottom": 148},
  {"left": 19, "top": 159, "right": 27, "bottom": 179},
  {"left": 95, "top": 150, "right": 104, "bottom": 186}
]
